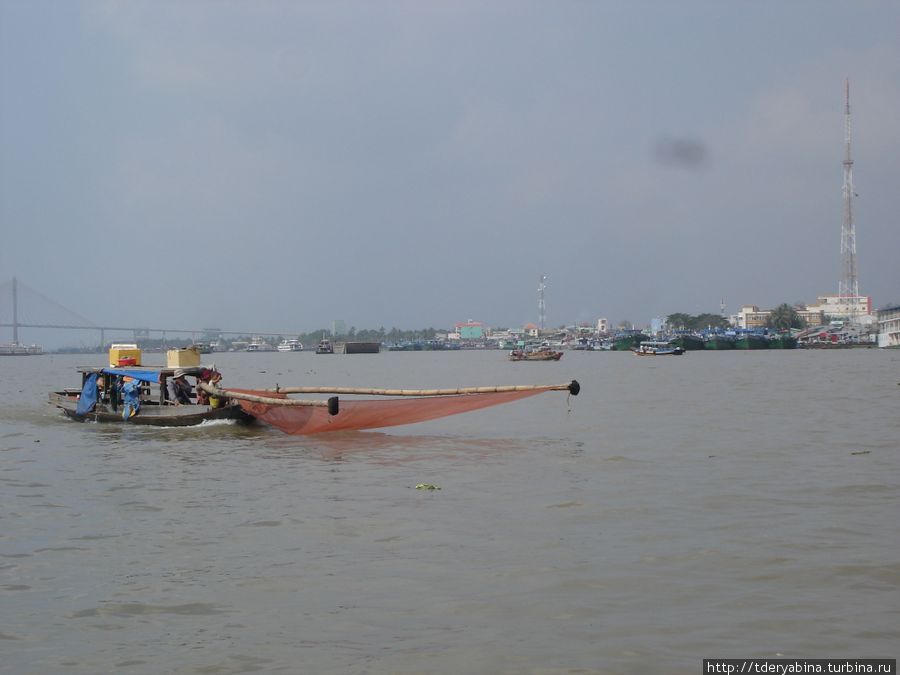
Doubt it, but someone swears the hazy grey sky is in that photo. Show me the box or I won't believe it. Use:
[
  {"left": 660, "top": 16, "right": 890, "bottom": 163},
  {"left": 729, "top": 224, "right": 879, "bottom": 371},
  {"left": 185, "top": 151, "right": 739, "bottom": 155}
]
[{"left": 2, "top": 1, "right": 898, "bottom": 345}]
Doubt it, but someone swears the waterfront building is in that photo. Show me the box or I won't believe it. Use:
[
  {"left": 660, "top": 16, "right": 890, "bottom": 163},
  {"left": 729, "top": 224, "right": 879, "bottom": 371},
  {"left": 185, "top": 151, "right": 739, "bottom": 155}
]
[
  {"left": 806, "top": 295, "right": 873, "bottom": 323},
  {"left": 596, "top": 317, "right": 609, "bottom": 334},
  {"left": 877, "top": 303, "right": 900, "bottom": 348},
  {"left": 797, "top": 307, "right": 825, "bottom": 327},
  {"left": 455, "top": 320, "right": 484, "bottom": 340},
  {"left": 736, "top": 305, "right": 771, "bottom": 329}
]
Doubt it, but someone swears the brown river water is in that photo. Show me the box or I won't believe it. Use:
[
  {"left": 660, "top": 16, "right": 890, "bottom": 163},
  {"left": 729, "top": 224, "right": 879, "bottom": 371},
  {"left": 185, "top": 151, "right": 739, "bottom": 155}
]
[{"left": 1, "top": 349, "right": 898, "bottom": 674}]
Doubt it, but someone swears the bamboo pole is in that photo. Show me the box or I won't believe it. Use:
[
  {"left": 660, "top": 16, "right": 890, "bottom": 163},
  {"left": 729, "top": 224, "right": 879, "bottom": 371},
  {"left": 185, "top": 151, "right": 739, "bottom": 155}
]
[
  {"left": 198, "top": 382, "right": 335, "bottom": 408},
  {"left": 267, "top": 380, "right": 580, "bottom": 397}
]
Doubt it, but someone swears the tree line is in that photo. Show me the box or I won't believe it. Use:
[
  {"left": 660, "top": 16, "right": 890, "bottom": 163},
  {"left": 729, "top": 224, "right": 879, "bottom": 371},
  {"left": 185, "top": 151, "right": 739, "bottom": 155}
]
[{"left": 667, "top": 304, "right": 804, "bottom": 332}]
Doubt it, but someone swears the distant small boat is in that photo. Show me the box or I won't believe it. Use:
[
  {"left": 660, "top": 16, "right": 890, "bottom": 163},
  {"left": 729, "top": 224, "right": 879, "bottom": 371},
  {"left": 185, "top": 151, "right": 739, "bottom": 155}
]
[
  {"left": 315, "top": 337, "right": 334, "bottom": 354},
  {"left": 509, "top": 346, "right": 563, "bottom": 361},
  {"left": 633, "top": 341, "right": 685, "bottom": 356},
  {"left": 277, "top": 339, "right": 304, "bottom": 352}
]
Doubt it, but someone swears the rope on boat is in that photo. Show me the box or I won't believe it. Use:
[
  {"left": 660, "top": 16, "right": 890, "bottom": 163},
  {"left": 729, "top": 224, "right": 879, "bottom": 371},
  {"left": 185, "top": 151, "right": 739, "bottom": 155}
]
[{"left": 265, "top": 380, "right": 580, "bottom": 397}]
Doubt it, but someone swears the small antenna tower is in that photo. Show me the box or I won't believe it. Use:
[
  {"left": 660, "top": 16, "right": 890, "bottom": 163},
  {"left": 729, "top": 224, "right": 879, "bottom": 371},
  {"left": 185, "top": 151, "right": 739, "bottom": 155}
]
[
  {"left": 839, "top": 78, "right": 859, "bottom": 322},
  {"left": 720, "top": 297, "right": 726, "bottom": 317},
  {"left": 538, "top": 274, "right": 547, "bottom": 331}
]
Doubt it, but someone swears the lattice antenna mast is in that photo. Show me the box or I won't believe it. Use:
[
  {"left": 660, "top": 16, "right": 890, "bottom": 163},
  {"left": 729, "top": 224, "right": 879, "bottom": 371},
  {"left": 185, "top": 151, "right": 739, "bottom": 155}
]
[
  {"left": 538, "top": 274, "right": 547, "bottom": 331},
  {"left": 839, "top": 78, "right": 859, "bottom": 320}
]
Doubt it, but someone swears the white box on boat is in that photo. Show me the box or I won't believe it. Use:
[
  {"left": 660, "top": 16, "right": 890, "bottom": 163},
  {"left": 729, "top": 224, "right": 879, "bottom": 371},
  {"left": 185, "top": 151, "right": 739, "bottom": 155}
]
[{"left": 167, "top": 347, "right": 201, "bottom": 368}]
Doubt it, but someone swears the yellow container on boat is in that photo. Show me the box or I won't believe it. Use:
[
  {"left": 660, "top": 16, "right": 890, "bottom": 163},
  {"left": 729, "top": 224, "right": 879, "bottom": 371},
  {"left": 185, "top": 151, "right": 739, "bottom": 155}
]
[
  {"left": 167, "top": 347, "right": 201, "bottom": 368},
  {"left": 109, "top": 344, "right": 142, "bottom": 367}
]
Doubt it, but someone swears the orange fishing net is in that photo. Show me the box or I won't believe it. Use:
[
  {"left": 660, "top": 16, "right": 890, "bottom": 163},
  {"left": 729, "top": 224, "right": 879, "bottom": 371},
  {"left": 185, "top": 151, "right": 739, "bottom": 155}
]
[{"left": 231, "top": 389, "right": 549, "bottom": 435}]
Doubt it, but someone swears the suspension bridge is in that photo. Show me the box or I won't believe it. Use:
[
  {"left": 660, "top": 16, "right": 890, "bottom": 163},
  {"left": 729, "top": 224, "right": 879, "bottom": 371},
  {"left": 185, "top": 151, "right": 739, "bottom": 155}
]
[{"left": 0, "top": 277, "right": 298, "bottom": 351}]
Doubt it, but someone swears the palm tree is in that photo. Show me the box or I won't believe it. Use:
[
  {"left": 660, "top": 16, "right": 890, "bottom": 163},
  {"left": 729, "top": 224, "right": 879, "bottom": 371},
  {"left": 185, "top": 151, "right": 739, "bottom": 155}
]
[{"left": 767, "top": 303, "right": 804, "bottom": 331}]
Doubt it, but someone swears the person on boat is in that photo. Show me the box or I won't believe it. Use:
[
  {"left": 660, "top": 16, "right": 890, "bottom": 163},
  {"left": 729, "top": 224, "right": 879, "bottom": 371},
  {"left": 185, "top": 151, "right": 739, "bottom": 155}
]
[
  {"left": 120, "top": 376, "right": 142, "bottom": 419},
  {"left": 195, "top": 368, "right": 222, "bottom": 406},
  {"left": 167, "top": 369, "right": 193, "bottom": 405}
]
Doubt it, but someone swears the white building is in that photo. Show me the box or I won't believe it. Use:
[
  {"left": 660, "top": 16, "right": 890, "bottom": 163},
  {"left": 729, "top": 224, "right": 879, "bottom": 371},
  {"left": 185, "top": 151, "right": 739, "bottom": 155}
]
[
  {"left": 735, "top": 305, "right": 771, "bottom": 329},
  {"left": 806, "top": 295, "right": 873, "bottom": 323},
  {"left": 877, "top": 304, "right": 900, "bottom": 348}
]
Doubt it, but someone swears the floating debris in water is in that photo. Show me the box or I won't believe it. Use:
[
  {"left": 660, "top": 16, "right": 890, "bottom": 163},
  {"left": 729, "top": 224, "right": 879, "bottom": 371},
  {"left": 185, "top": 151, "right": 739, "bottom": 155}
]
[
  {"left": 415, "top": 483, "right": 441, "bottom": 490},
  {"left": 850, "top": 450, "right": 871, "bottom": 455}
]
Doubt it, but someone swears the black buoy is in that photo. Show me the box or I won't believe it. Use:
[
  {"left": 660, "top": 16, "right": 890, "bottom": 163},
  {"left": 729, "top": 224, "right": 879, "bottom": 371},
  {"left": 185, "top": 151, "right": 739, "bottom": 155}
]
[
  {"left": 568, "top": 380, "right": 581, "bottom": 396},
  {"left": 327, "top": 396, "right": 340, "bottom": 416}
]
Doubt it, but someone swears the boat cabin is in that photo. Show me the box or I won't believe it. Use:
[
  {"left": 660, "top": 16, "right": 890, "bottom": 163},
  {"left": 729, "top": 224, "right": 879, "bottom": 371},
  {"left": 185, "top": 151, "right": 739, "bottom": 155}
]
[{"left": 72, "top": 365, "right": 212, "bottom": 411}]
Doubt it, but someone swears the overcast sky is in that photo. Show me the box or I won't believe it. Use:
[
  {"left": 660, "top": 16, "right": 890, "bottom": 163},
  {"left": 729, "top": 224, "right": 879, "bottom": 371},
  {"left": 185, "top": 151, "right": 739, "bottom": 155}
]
[{"left": 1, "top": 1, "right": 898, "bottom": 345}]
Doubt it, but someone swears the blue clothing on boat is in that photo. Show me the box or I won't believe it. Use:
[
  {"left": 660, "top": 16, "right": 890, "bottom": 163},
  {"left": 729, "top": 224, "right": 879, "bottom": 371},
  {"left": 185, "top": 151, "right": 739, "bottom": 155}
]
[{"left": 122, "top": 378, "right": 142, "bottom": 419}]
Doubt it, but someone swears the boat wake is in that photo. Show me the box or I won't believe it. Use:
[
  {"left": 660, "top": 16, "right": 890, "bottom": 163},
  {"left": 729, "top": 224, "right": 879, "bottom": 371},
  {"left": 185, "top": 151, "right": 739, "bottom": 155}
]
[{"left": 189, "top": 418, "right": 241, "bottom": 429}]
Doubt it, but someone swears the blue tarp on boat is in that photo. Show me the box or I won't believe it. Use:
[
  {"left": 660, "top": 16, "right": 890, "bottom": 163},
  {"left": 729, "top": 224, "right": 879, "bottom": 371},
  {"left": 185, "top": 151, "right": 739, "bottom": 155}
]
[
  {"left": 102, "top": 367, "right": 162, "bottom": 383},
  {"left": 76, "top": 373, "right": 98, "bottom": 415}
]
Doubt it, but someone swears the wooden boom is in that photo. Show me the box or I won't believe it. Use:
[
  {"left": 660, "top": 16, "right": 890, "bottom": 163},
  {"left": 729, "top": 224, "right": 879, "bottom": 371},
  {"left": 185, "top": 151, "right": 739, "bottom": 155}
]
[
  {"left": 266, "top": 380, "right": 580, "bottom": 397},
  {"left": 198, "top": 382, "right": 339, "bottom": 414}
]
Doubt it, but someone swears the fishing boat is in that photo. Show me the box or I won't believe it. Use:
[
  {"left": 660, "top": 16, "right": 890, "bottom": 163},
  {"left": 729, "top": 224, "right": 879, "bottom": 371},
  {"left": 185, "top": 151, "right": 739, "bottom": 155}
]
[
  {"left": 199, "top": 380, "right": 580, "bottom": 435},
  {"left": 508, "top": 345, "right": 563, "bottom": 361},
  {"left": 669, "top": 333, "right": 704, "bottom": 351},
  {"left": 277, "top": 338, "right": 304, "bottom": 352},
  {"left": 703, "top": 333, "right": 736, "bottom": 350},
  {"left": 633, "top": 341, "right": 685, "bottom": 356},
  {"left": 733, "top": 332, "right": 769, "bottom": 350},
  {"left": 768, "top": 333, "right": 798, "bottom": 349},
  {"left": 49, "top": 366, "right": 253, "bottom": 427},
  {"left": 315, "top": 337, "right": 334, "bottom": 354},
  {"left": 612, "top": 331, "right": 649, "bottom": 351}
]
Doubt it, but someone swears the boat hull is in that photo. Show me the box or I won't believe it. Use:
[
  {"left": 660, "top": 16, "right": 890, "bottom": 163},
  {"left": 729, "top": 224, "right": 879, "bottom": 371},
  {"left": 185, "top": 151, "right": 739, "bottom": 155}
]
[
  {"left": 768, "top": 335, "right": 798, "bottom": 349},
  {"left": 634, "top": 347, "right": 684, "bottom": 356},
  {"left": 508, "top": 350, "right": 563, "bottom": 361},
  {"left": 704, "top": 336, "right": 735, "bottom": 350},
  {"left": 734, "top": 335, "right": 769, "bottom": 350},
  {"left": 670, "top": 335, "right": 704, "bottom": 351},
  {"left": 50, "top": 393, "right": 253, "bottom": 427},
  {"left": 613, "top": 334, "right": 649, "bottom": 351}
]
